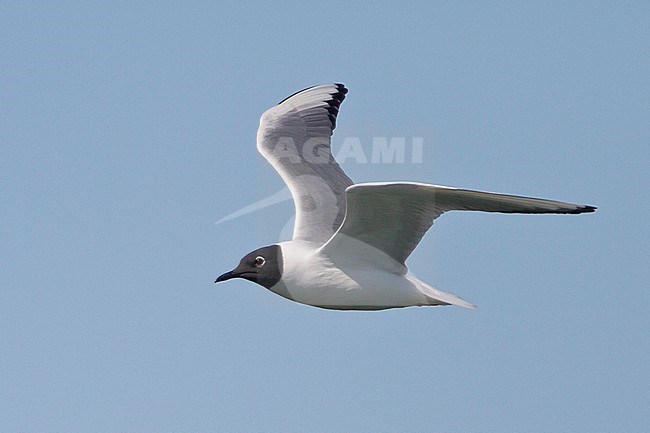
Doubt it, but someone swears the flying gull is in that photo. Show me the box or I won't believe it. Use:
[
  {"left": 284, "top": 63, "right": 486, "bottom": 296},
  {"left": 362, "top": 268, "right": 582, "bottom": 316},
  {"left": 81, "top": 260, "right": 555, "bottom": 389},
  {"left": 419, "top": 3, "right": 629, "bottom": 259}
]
[{"left": 215, "top": 84, "right": 595, "bottom": 310}]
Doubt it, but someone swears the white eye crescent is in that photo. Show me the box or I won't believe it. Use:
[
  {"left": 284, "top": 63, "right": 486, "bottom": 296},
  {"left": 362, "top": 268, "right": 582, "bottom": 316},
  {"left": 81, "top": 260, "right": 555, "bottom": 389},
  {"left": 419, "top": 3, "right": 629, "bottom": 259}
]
[{"left": 254, "top": 256, "right": 266, "bottom": 267}]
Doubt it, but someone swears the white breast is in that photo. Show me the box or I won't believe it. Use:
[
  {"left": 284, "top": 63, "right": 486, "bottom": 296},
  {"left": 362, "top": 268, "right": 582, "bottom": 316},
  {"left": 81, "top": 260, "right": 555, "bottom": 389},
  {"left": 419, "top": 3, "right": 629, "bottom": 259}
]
[{"left": 269, "top": 241, "right": 430, "bottom": 310}]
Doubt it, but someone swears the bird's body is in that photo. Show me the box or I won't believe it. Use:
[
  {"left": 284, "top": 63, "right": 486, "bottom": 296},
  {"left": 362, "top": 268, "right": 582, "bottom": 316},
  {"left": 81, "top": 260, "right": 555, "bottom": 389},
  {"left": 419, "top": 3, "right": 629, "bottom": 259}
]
[
  {"left": 268, "top": 239, "right": 471, "bottom": 310},
  {"left": 215, "top": 84, "right": 595, "bottom": 310}
]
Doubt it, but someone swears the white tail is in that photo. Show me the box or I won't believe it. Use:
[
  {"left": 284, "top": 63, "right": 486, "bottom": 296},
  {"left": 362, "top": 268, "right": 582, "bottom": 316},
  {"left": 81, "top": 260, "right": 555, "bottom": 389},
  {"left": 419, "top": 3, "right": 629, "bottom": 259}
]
[{"left": 408, "top": 275, "right": 477, "bottom": 309}]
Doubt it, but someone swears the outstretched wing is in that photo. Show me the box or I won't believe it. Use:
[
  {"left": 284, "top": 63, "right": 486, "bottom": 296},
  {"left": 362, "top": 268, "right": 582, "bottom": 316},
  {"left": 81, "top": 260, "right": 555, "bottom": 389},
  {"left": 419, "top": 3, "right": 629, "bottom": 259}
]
[
  {"left": 257, "top": 84, "right": 353, "bottom": 244},
  {"left": 320, "top": 182, "right": 596, "bottom": 269}
]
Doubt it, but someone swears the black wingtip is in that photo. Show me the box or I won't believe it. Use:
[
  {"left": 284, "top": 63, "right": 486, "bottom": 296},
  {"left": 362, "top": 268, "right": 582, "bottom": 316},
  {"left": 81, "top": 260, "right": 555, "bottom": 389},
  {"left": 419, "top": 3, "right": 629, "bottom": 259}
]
[
  {"left": 571, "top": 205, "right": 597, "bottom": 214},
  {"left": 276, "top": 83, "right": 347, "bottom": 105},
  {"left": 334, "top": 82, "right": 348, "bottom": 95},
  {"left": 327, "top": 84, "right": 348, "bottom": 129},
  {"left": 277, "top": 84, "right": 347, "bottom": 129},
  {"left": 275, "top": 83, "right": 348, "bottom": 130}
]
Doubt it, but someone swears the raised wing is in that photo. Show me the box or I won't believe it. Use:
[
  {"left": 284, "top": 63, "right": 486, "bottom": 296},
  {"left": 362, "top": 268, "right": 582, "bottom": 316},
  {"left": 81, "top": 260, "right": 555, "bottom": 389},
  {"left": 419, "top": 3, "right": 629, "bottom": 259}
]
[
  {"left": 320, "top": 182, "right": 596, "bottom": 268},
  {"left": 257, "top": 84, "right": 353, "bottom": 244}
]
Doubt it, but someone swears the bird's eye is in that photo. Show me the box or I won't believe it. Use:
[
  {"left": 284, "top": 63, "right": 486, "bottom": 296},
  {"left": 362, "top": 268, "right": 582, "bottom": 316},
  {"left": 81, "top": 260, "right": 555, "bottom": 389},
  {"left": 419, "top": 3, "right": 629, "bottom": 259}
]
[{"left": 254, "top": 256, "right": 266, "bottom": 267}]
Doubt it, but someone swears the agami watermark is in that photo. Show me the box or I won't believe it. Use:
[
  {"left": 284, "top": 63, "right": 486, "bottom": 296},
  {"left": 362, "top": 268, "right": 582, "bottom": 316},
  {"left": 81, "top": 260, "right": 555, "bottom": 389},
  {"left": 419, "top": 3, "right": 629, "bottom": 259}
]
[{"left": 217, "top": 136, "right": 427, "bottom": 239}]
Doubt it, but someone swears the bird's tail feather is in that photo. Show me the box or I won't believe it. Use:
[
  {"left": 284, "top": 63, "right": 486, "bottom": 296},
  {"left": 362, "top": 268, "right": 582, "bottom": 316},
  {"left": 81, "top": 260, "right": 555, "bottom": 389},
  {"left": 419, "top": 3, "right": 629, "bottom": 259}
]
[{"left": 408, "top": 275, "right": 477, "bottom": 309}]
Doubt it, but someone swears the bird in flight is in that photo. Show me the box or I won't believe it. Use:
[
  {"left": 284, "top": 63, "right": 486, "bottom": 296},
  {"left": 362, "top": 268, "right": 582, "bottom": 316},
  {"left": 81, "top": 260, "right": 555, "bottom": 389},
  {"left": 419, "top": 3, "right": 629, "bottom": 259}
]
[{"left": 215, "top": 84, "right": 595, "bottom": 310}]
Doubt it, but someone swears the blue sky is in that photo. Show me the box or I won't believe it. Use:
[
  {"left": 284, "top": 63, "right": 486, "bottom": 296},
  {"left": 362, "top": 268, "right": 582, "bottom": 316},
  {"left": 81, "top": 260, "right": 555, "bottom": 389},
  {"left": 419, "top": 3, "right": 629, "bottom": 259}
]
[{"left": 2, "top": 2, "right": 648, "bottom": 432}]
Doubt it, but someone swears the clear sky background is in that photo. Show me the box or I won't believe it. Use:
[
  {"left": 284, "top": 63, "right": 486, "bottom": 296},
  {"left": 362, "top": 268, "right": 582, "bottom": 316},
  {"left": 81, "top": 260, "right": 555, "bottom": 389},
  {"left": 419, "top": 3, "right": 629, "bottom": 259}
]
[{"left": 2, "top": 2, "right": 648, "bottom": 432}]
